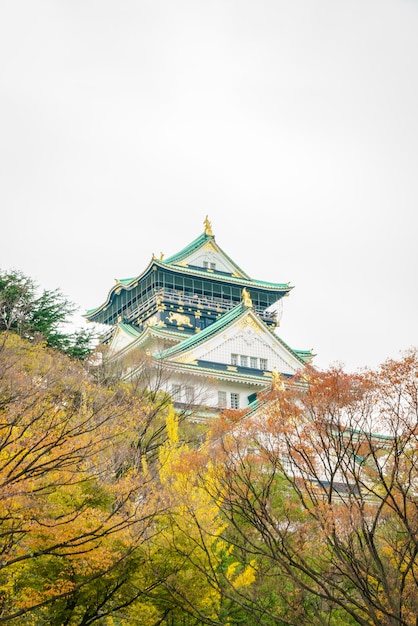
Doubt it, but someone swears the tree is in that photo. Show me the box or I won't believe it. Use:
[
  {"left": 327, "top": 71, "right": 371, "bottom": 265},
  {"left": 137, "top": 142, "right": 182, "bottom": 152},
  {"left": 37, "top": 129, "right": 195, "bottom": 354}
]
[
  {"left": 126, "top": 408, "right": 262, "bottom": 626},
  {"left": 0, "top": 332, "right": 163, "bottom": 623},
  {"left": 205, "top": 351, "right": 418, "bottom": 625},
  {"left": 0, "top": 269, "right": 95, "bottom": 359}
]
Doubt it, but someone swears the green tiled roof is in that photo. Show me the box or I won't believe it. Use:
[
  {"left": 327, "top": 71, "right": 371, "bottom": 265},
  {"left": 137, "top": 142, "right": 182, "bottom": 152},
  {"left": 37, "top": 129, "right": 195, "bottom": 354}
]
[
  {"left": 158, "top": 358, "right": 272, "bottom": 386},
  {"left": 164, "top": 232, "right": 210, "bottom": 264},
  {"left": 118, "top": 322, "right": 142, "bottom": 338},
  {"left": 164, "top": 262, "right": 289, "bottom": 290},
  {"left": 85, "top": 230, "right": 292, "bottom": 321},
  {"left": 116, "top": 261, "right": 290, "bottom": 292},
  {"left": 294, "top": 349, "right": 315, "bottom": 362},
  {"left": 163, "top": 229, "right": 251, "bottom": 279},
  {"left": 118, "top": 277, "right": 136, "bottom": 286}
]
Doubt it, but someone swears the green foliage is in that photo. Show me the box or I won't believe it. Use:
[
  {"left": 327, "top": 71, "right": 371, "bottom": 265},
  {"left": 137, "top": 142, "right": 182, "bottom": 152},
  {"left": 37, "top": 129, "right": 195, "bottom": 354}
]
[{"left": 0, "top": 268, "right": 95, "bottom": 359}]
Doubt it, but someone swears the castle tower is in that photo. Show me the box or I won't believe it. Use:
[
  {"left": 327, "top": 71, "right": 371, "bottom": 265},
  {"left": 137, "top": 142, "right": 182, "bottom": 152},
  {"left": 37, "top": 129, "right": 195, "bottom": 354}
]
[{"left": 85, "top": 218, "right": 313, "bottom": 412}]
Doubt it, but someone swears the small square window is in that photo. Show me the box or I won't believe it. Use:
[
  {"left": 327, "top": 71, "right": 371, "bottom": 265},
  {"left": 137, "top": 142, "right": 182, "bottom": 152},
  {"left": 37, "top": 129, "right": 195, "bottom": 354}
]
[
  {"left": 203, "top": 261, "right": 209, "bottom": 269},
  {"left": 230, "top": 393, "right": 240, "bottom": 409},
  {"left": 259, "top": 358, "right": 268, "bottom": 371},
  {"left": 218, "top": 391, "right": 227, "bottom": 408},
  {"left": 231, "top": 354, "right": 238, "bottom": 366},
  {"left": 240, "top": 355, "right": 248, "bottom": 367},
  {"left": 210, "top": 262, "right": 216, "bottom": 270},
  {"left": 250, "top": 357, "right": 258, "bottom": 368}
]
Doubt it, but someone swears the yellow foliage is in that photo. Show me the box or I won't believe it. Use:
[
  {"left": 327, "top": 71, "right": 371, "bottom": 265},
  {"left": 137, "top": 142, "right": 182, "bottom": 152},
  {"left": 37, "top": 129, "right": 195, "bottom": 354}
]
[
  {"left": 0, "top": 333, "right": 159, "bottom": 622},
  {"left": 232, "top": 560, "right": 257, "bottom": 588}
]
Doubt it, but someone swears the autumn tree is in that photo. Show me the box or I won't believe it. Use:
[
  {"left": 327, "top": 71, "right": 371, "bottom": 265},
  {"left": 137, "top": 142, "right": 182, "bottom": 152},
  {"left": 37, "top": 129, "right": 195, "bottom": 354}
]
[
  {"left": 204, "top": 351, "right": 418, "bottom": 626},
  {"left": 0, "top": 332, "right": 164, "bottom": 624},
  {"left": 92, "top": 344, "right": 210, "bottom": 467},
  {"left": 123, "top": 408, "right": 265, "bottom": 626}
]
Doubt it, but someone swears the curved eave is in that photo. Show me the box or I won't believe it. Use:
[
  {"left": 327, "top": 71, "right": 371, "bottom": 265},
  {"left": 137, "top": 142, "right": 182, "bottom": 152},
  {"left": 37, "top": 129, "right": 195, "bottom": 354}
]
[
  {"left": 109, "top": 324, "right": 185, "bottom": 361},
  {"left": 85, "top": 258, "right": 292, "bottom": 323},
  {"left": 164, "top": 231, "right": 211, "bottom": 264},
  {"left": 274, "top": 334, "right": 311, "bottom": 366},
  {"left": 294, "top": 349, "right": 316, "bottom": 363},
  {"left": 159, "top": 261, "right": 291, "bottom": 291},
  {"left": 84, "top": 257, "right": 157, "bottom": 321},
  {"left": 152, "top": 359, "right": 275, "bottom": 387}
]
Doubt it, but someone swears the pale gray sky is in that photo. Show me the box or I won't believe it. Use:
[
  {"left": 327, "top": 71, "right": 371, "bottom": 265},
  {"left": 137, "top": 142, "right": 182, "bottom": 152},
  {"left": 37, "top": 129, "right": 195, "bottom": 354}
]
[{"left": 1, "top": 0, "right": 417, "bottom": 371}]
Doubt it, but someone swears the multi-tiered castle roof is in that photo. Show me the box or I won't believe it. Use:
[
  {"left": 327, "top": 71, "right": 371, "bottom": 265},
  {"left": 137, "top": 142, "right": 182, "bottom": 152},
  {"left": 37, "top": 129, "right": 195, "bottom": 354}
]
[{"left": 85, "top": 218, "right": 313, "bottom": 411}]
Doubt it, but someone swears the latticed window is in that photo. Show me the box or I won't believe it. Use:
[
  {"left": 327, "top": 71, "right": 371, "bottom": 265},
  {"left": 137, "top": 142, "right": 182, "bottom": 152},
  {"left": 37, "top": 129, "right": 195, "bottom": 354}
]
[
  {"left": 250, "top": 357, "right": 258, "bottom": 368},
  {"left": 259, "top": 358, "right": 268, "bottom": 370},
  {"left": 230, "top": 393, "right": 240, "bottom": 409},
  {"left": 231, "top": 354, "right": 238, "bottom": 366},
  {"left": 185, "top": 386, "right": 195, "bottom": 403},
  {"left": 240, "top": 355, "right": 248, "bottom": 367},
  {"left": 171, "top": 384, "right": 181, "bottom": 401},
  {"left": 218, "top": 391, "right": 227, "bottom": 408}
]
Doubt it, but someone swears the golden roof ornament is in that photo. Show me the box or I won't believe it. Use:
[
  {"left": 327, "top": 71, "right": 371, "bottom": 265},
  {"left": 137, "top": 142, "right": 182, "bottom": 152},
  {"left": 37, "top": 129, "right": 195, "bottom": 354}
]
[
  {"left": 204, "top": 215, "right": 213, "bottom": 236},
  {"left": 159, "top": 252, "right": 164, "bottom": 260},
  {"left": 272, "top": 368, "right": 285, "bottom": 390},
  {"left": 242, "top": 287, "right": 253, "bottom": 308}
]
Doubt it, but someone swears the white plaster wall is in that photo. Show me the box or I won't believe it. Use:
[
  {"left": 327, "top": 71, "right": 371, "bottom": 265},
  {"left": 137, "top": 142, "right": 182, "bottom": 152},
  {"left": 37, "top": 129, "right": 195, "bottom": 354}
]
[
  {"left": 110, "top": 330, "right": 135, "bottom": 353},
  {"left": 185, "top": 249, "right": 236, "bottom": 274},
  {"left": 193, "top": 326, "right": 299, "bottom": 376},
  {"left": 154, "top": 370, "right": 259, "bottom": 410}
]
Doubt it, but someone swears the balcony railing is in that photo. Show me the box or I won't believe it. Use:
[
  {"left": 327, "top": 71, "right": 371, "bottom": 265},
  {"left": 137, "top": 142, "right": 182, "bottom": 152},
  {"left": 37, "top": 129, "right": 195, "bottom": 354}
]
[{"left": 125, "top": 289, "right": 278, "bottom": 323}]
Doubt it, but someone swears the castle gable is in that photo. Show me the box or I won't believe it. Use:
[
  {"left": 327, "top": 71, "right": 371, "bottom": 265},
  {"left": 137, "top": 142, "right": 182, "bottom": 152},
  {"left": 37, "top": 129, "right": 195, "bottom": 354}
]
[
  {"left": 171, "top": 238, "right": 247, "bottom": 277},
  {"left": 108, "top": 323, "right": 141, "bottom": 354},
  {"left": 163, "top": 307, "right": 304, "bottom": 377}
]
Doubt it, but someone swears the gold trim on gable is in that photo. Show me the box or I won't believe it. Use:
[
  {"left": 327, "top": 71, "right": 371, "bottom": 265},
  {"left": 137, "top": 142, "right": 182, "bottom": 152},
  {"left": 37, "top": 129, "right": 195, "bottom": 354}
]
[
  {"left": 177, "top": 354, "right": 197, "bottom": 365},
  {"left": 238, "top": 316, "right": 261, "bottom": 334},
  {"left": 202, "top": 241, "right": 217, "bottom": 253}
]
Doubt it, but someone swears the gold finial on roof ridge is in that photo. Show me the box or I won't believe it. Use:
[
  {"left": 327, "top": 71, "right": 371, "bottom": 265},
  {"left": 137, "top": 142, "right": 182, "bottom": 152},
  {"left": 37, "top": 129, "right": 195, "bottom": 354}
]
[
  {"left": 242, "top": 287, "right": 252, "bottom": 308},
  {"left": 204, "top": 215, "right": 213, "bottom": 236}
]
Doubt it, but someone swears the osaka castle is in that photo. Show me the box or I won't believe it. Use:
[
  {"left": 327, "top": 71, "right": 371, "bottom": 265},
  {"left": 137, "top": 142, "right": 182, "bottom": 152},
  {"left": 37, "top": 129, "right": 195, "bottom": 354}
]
[{"left": 85, "top": 217, "right": 313, "bottom": 413}]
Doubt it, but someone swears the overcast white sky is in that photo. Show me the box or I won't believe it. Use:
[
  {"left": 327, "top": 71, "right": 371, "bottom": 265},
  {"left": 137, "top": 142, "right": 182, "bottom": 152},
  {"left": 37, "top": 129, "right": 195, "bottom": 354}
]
[{"left": 1, "top": 0, "right": 417, "bottom": 372}]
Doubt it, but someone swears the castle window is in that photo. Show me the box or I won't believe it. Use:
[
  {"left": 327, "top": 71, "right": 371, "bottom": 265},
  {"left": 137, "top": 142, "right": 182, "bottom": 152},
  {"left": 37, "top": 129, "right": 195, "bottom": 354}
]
[
  {"left": 240, "top": 355, "right": 248, "bottom": 367},
  {"left": 259, "top": 358, "right": 268, "bottom": 371},
  {"left": 250, "top": 357, "right": 258, "bottom": 368},
  {"left": 203, "top": 261, "right": 209, "bottom": 269},
  {"left": 171, "top": 384, "right": 181, "bottom": 401},
  {"left": 230, "top": 393, "right": 240, "bottom": 409},
  {"left": 185, "top": 386, "right": 195, "bottom": 403},
  {"left": 210, "top": 262, "right": 216, "bottom": 270},
  {"left": 218, "top": 391, "right": 227, "bottom": 408},
  {"left": 231, "top": 354, "right": 238, "bottom": 366}
]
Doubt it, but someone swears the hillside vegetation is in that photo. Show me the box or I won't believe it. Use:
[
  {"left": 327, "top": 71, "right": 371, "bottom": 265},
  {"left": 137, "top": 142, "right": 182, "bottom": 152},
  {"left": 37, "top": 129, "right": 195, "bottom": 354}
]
[{"left": 0, "top": 270, "right": 417, "bottom": 625}]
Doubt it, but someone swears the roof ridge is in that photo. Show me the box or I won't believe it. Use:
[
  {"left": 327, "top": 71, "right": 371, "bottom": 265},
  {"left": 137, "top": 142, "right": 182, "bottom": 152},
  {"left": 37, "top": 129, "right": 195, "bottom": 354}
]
[{"left": 164, "top": 231, "right": 210, "bottom": 264}]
